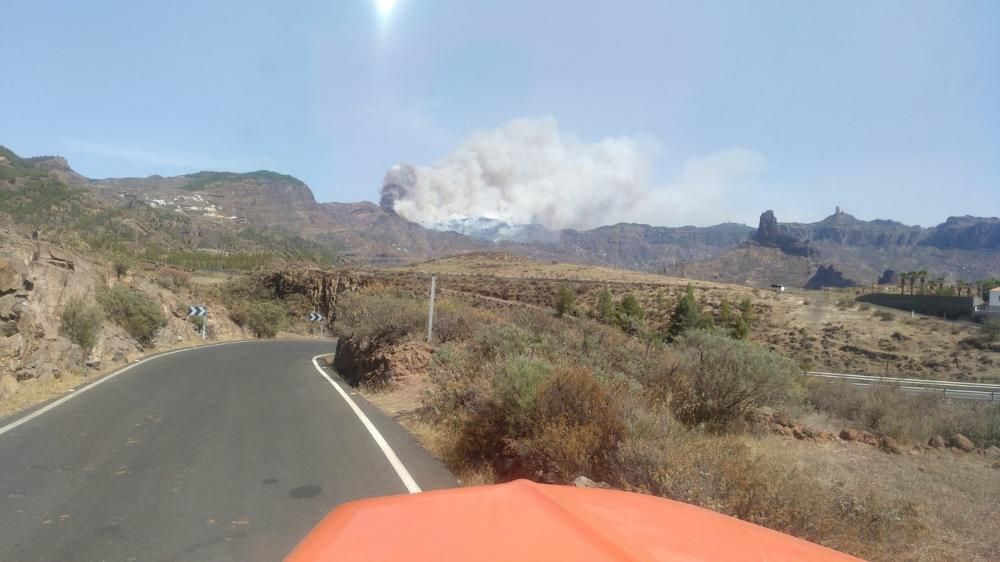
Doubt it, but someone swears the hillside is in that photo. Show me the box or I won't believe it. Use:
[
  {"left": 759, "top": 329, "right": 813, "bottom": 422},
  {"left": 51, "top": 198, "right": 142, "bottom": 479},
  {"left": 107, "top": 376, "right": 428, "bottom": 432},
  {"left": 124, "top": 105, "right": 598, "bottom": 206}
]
[
  {"left": 3, "top": 145, "right": 998, "bottom": 286},
  {"left": 681, "top": 209, "right": 1000, "bottom": 287},
  {"left": 386, "top": 251, "right": 1000, "bottom": 382}
]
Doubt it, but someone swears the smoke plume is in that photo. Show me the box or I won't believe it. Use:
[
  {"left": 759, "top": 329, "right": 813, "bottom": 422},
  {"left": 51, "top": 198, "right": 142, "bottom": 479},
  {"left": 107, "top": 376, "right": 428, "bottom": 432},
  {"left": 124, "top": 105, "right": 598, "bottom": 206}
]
[{"left": 380, "top": 117, "right": 763, "bottom": 230}]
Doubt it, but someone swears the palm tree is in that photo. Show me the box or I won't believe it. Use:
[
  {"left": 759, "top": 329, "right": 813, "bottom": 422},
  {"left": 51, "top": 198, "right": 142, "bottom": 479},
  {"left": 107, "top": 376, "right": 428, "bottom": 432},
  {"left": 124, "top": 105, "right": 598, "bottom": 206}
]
[
  {"left": 907, "top": 272, "right": 917, "bottom": 296},
  {"left": 898, "top": 273, "right": 907, "bottom": 295},
  {"left": 917, "top": 270, "right": 927, "bottom": 295}
]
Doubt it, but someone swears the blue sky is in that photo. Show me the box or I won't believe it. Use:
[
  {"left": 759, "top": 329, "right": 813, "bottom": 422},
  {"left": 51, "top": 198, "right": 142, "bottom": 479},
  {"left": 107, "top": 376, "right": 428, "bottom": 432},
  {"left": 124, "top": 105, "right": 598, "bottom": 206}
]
[{"left": 2, "top": 0, "right": 998, "bottom": 227}]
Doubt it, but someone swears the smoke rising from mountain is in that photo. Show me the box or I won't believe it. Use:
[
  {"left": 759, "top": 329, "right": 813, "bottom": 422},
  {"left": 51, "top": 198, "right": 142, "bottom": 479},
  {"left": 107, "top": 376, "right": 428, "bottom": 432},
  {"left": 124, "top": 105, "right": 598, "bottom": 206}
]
[{"left": 380, "top": 117, "right": 763, "bottom": 230}]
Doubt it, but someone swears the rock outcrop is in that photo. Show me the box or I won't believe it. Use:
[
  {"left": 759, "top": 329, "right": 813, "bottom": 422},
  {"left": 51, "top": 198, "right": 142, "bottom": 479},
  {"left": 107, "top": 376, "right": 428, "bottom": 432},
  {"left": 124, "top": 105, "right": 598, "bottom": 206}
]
[
  {"left": 877, "top": 269, "right": 900, "bottom": 286},
  {"left": 948, "top": 433, "right": 975, "bottom": 453},
  {"left": 750, "top": 210, "right": 816, "bottom": 257},
  {"left": 805, "top": 265, "right": 857, "bottom": 290}
]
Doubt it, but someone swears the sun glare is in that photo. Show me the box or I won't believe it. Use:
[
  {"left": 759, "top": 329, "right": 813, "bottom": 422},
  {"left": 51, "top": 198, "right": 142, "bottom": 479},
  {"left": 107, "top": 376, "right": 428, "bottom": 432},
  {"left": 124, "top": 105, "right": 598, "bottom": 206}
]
[{"left": 376, "top": 0, "right": 398, "bottom": 18}]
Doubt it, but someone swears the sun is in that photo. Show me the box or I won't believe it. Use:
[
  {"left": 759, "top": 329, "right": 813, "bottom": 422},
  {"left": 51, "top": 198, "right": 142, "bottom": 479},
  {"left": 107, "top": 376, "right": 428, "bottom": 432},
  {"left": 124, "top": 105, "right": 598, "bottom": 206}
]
[{"left": 376, "top": 0, "right": 398, "bottom": 18}]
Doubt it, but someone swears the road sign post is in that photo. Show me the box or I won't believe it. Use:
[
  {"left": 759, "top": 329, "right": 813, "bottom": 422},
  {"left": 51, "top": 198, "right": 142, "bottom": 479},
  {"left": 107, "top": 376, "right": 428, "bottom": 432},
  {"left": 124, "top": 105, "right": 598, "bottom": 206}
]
[
  {"left": 309, "top": 312, "right": 325, "bottom": 338},
  {"left": 188, "top": 305, "right": 208, "bottom": 341},
  {"left": 427, "top": 275, "right": 436, "bottom": 343}
]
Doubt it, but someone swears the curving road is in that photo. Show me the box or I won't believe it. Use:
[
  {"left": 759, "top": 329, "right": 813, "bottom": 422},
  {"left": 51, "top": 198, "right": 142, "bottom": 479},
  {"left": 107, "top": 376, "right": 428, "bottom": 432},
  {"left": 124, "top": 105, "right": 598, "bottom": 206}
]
[{"left": 0, "top": 340, "right": 456, "bottom": 561}]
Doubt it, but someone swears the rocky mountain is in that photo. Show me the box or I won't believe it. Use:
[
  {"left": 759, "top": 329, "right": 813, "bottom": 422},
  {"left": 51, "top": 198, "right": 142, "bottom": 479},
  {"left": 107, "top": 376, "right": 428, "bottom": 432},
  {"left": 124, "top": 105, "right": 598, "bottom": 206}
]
[
  {"left": 920, "top": 216, "right": 1000, "bottom": 250},
  {"left": 2, "top": 145, "right": 998, "bottom": 287},
  {"left": 682, "top": 209, "right": 1000, "bottom": 287}
]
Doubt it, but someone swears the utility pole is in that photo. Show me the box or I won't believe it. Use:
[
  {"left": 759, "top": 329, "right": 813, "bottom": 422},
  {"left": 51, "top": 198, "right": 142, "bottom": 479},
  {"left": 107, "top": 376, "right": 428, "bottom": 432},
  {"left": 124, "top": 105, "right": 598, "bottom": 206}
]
[
  {"left": 427, "top": 275, "right": 436, "bottom": 343},
  {"left": 202, "top": 311, "right": 207, "bottom": 341}
]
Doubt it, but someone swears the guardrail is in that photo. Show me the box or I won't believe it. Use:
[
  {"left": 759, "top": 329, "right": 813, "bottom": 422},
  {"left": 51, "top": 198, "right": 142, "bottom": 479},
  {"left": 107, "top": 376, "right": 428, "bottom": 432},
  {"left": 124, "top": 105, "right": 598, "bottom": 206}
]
[{"left": 804, "top": 371, "right": 1000, "bottom": 402}]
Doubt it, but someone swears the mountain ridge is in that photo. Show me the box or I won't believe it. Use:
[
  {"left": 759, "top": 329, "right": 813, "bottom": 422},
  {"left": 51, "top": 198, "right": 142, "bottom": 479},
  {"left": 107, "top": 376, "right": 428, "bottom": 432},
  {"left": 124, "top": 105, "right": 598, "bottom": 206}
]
[{"left": 2, "top": 145, "right": 997, "bottom": 285}]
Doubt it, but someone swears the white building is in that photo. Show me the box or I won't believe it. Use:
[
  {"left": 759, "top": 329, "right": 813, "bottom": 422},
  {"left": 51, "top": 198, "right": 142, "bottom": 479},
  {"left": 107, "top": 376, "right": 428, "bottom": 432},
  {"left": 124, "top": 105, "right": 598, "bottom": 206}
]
[{"left": 991, "top": 287, "right": 1000, "bottom": 308}]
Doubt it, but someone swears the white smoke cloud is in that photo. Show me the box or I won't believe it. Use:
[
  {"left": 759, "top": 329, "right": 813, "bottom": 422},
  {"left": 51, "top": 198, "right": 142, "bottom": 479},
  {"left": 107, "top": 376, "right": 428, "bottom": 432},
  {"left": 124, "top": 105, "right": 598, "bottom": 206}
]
[{"left": 381, "top": 117, "right": 764, "bottom": 230}]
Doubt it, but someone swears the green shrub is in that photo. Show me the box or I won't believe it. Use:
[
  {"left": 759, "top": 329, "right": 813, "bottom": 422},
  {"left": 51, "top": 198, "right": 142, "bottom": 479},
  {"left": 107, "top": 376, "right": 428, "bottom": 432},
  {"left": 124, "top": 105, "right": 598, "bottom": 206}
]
[
  {"left": 494, "top": 356, "right": 552, "bottom": 434},
  {"left": 554, "top": 286, "right": 576, "bottom": 318},
  {"left": 616, "top": 294, "right": 644, "bottom": 335},
  {"left": 99, "top": 287, "right": 166, "bottom": 346},
  {"left": 112, "top": 253, "right": 135, "bottom": 280},
  {"left": 730, "top": 316, "right": 750, "bottom": 340},
  {"left": 594, "top": 288, "right": 615, "bottom": 324},
  {"left": 231, "top": 300, "right": 286, "bottom": 338},
  {"left": 155, "top": 268, "right": 191, "bottom": 291},
  {"left": 668, "top": 329, "right": 803, "bottom": 431},
  {"left": 665, "top": 285, "right": 701, "bottom": 341},
  {"left": 60, "top": 298, "right": 103, "bottom": 351}
]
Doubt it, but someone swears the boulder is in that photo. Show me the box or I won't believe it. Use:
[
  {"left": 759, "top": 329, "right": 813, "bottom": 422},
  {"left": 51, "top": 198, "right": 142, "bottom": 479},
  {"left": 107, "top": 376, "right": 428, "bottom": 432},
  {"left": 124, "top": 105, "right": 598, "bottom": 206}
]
[
  {"left": 573, "top": 476, "right": 610, "bottom": 489},
  {"left": 859, "top": 431, "right": 879, "bottom": 446},
  {"left": 0, "top": 258, "right": 25, "bottom": 294},
  {"left": 948, "top": 434, "right": 975, "bottom": 453},
  {"left": 0, "top": 374, "right": 19, "bottom": 400},
  {"left": 0, "top": 333, "right": 23, "bottom": 359},
  {"left": 840, "top": 428, "right": 862, "bottom": 441},
  {"left": 879, "top": 436, "right": 904, "bottom": 455},
  {"left": 771, "top": 410, "right": 794, "bottom": 427},
  {"left": 986, "top": 446, "right": 1000, "bottom": 458},
  {"left": 928, "top": 435, "right": 946, "bottom": 449}
]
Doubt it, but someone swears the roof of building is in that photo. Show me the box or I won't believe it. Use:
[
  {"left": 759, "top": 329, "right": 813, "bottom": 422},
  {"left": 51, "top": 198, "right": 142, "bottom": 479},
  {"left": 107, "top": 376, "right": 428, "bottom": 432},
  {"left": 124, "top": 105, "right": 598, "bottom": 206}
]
[{"left": 991, "top": 287, "right": 1000, "bottom": 292}]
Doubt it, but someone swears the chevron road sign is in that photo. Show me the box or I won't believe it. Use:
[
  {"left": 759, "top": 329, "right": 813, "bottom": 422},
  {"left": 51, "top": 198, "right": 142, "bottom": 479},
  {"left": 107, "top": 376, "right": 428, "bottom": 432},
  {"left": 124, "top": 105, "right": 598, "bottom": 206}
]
[
  {"left": 188, "top": 305, "right": 208, "bottom": 340},
  {"left": 309, "top": 312, "right": 324, "bottom": 322}
]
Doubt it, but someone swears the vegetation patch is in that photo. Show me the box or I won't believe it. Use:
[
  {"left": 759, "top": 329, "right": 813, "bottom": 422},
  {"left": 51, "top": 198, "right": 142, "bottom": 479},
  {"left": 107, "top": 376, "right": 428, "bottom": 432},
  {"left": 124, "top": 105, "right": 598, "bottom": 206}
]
[
  {"left": 59, "top": 298, "right": 104, "bottom": 352},
  {"left": 99, "top": 287, "right": 167, "bottom": 346}
]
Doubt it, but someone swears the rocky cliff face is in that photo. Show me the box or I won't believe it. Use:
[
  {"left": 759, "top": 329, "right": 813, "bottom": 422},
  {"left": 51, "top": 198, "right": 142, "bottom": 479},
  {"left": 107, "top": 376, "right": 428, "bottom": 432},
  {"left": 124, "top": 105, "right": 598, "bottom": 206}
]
[
  {"left": 921, "top": 216, "right": 1000, "bottom": 250},
  {"left": 750, "top": 210, "right": 816, "bottom": 257},
  {"left": 804, "top": 265, "right": 858, "bottom": 290}
]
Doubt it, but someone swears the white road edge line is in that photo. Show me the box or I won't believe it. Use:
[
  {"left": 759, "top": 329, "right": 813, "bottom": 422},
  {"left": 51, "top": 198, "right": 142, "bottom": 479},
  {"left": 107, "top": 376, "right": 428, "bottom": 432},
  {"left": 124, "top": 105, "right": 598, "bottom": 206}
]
[
  {"left": 310, "top": 355, "right": 422, "bottom": 494},
  {"left": 0, "top": 340, "right": 250, "bottom": 437}
]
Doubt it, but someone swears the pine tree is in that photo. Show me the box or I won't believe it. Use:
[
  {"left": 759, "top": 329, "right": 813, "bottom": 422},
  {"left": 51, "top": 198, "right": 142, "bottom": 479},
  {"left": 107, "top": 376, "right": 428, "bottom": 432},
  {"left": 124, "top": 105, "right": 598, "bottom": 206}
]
[
  {"left": 554, "top": 286, "right": 576, "bottom": 318},
  {"left": 666, "top": 285, "right": 701, "bottom": 342},
  {"left": 596, "top": 289, "right": 615, "bottom": 324},
  {"left": 616, "top": 294, "right": 645, "bottom": 335}
]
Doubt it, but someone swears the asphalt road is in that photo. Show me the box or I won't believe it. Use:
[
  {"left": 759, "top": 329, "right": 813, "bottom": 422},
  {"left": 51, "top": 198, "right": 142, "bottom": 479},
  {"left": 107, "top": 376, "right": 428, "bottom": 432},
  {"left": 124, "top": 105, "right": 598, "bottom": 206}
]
[{"left": 0, "top": 340, "right": 456, "bottom": 561}]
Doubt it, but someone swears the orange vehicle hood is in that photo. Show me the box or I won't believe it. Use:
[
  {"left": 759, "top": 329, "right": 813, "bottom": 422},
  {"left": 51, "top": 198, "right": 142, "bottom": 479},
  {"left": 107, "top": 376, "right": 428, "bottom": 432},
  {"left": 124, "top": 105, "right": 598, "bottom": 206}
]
[{"left": 286, "top": 479, "right": 862, "bottom": 561}]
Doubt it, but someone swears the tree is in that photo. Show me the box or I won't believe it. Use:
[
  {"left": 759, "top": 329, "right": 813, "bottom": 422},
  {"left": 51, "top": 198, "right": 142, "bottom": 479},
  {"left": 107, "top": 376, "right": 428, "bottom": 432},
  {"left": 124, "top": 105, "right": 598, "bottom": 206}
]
[
  {"left": 665, "top": 285, "right": 702, "bottom": 342},
  {"left": 554, "top": 286, "right": 576, "bottom": 318},
  {"left": 595, "top": 289, "right": 615, "bottom": 324},
  {"left": 616, "top": 294, "right": 645, "bottom": 334},
  {"left": 898, "top": 273, "right": 907, "bottom": 295},
  {"left": 739, "top": 297, "right": 754, "bottom": 324},
  {"left": 917, "top": 270, "right": 928, "bottom": 295},
  {"left": 730, "top": 316, "right": 750, "bottom": 340},
  {"left": 720, "top": 298, "right": 732, "bottom": 323}
]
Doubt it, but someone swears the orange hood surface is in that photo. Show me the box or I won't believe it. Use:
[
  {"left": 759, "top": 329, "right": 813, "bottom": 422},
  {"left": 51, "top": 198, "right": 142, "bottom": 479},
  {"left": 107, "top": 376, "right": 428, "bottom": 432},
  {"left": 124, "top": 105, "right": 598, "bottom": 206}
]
[{"left": 286, "top": 479, "right": 863, "bottom": 562}]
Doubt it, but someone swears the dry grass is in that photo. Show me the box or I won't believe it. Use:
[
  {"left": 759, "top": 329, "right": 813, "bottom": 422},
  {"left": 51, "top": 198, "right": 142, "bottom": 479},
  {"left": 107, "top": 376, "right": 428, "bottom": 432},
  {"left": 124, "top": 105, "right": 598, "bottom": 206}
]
[
  {"left": 341, "top": 287, "right": 1000, "bottom": 561},
  {"left": 750, "top": 436, "right": 1000, "bottom": 561},
  {"left": 380, "top": 252, "right": 1000, "bottom": 383}
]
